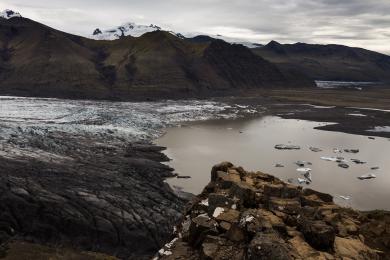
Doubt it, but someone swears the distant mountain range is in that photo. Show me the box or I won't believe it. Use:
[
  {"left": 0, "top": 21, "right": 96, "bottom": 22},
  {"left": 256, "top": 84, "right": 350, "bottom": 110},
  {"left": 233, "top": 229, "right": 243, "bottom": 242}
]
[
  {"left": 90, "top": 22, "right": 262, "bottom": 48},
  {"left": 1, "top": 9, "right": 389, "bottom": 100},
  {"left": 253, "top": 41, "right": 390, "bottom": 82},
  {"left": 0, "top": 10, "right": 312, "bottom": 100}
]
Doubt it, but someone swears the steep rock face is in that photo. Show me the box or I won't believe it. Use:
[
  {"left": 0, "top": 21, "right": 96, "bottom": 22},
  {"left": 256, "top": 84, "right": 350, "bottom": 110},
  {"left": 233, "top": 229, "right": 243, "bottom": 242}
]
[
  {"left": 253, "top": 41, "right": 390, "bottom": 82},
  {"left": 0, "top": 17, "right": 314, "bottom": 100},
  {"left": 156, "top": 162, "right": 390, "bottom": 259}
]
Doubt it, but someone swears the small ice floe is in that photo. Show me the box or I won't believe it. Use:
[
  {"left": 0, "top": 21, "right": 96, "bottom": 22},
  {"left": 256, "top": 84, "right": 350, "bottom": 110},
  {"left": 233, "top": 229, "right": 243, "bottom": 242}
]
[
  {"left": 344, "top": 149, "right": 359, "bottom": 154},
  {"left": 321, "top": 156, "right": 345, "bottom": 162},
  {"left": 274, "top": 163, "right": 284, "bottom": 168},
  {"left": 274, "top": 144, "right": 300, "bottom": 150},
  {"left": 298, "top": 178, "right": 310, "bottom": 184},
  {"left": 348, "top": 113, "right": 367, "bottom": 117},
  {"left": 213, "top": 207, "right": 225, "bottom": 218},
  {"left": 351, "top": 159, "right": 366, "bottom": 164},
  {"left": 371, "top": 167, "right": 380, "bottom": 170},
  {"left": 295, "top": 160, "right": 312, "bottom": 167},
  {"left": 358, "top": 174, "right": 376, "bottom": 180},
  {"left": 339, "top": 195, "right": 351, "bottom": 200},
  {"left": 296, "top": 168, "right": 312, "bottom": 173},
  {"left": 367, "top": 126, "right": 390, "bottom": 133},
  {"left": 338, "top": 163, "right": 349, "bottom": 169},
  {"left": 227, "top": 127, "right": 233, "bottom": 130},
  {"left": 309, "top": 147, "right": 322, "bottom": 152},
  {"left": 333, "top": 148, "right": 343, "bottom": 153}
]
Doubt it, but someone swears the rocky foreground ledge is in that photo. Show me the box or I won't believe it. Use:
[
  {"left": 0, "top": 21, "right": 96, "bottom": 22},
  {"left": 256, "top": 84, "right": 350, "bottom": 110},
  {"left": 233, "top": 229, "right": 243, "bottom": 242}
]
[{"left": 156, "top": 162, "right": 390, "bottom": 259}]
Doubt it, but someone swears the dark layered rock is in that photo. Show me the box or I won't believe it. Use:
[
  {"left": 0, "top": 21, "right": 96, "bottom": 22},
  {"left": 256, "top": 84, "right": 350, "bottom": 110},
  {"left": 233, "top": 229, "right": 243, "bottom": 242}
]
[
  {"left": 157, "top": 162, "right": 390, "bottom": 259},
  {"left": 0, "top": 136, "right": 185, "bottom": 259}
]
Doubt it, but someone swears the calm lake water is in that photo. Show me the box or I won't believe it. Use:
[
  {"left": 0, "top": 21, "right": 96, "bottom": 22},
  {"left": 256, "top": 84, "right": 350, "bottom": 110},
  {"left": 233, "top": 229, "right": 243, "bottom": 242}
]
[{"left": 156, "top": 116, "right": 390, "bottom": 211}]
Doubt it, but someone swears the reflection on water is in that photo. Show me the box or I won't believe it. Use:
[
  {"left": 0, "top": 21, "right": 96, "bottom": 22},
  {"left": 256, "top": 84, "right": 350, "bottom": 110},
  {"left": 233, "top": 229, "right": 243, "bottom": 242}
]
[{"left": 156, "top": 116, "right": 390, "bottom": 211}]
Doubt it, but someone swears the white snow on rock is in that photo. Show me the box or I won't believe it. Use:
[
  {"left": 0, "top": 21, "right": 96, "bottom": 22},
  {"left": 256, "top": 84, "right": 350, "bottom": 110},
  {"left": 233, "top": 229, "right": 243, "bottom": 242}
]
[
  {"left": 367, "top": 126, "right": 390, "bottom": 133},
  {"left": 89, "top": 22, "right": 261, "bottom": 48},
  {"left": 348, "top": 113, "right": 367, "bottom": 117},
  {"left": 0, "top": 9, "right": 22, "bottom": 19},
  {"left": 200, "top": 199, "right": 209, "bottom": 206},
  {"left": 212, "top": 207, "right": 225, "bottom": 218},
  {"left": 90, "top": 22, "right": 183, "bottom": 40},
  {"left": 296, "top": 168, "right": 312, "bottom": 172}
]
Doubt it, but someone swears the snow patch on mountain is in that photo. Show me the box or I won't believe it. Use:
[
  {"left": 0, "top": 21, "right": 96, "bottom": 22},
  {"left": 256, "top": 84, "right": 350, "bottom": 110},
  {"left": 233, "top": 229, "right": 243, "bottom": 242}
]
[
  {"left": 0, "top": 9, "right": 22, "bottom": 19},
  {"left": 90, "top": 22, "right": 261, "bottom": 48},
  {"left": 91, "top": 22, "right": 183, "bottom": 40}
]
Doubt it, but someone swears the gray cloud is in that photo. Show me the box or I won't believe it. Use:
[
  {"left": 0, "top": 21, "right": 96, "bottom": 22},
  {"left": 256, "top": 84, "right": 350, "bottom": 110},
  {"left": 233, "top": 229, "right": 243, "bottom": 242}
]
[{"left": 1, "top": 0, "right": 389, "bottom": 54}]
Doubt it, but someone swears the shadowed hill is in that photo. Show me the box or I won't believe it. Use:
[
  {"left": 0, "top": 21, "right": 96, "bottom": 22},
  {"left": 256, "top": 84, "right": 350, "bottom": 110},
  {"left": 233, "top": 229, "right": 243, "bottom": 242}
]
[
  {"left": 253, "top": 41, "right": 390, "bottom": 82},
  {"left": 0, "top": 17, "right": 314, "bottom": 100}
]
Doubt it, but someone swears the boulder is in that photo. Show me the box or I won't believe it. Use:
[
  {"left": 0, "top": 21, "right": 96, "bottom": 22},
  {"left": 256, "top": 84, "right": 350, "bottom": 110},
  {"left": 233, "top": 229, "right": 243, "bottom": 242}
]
[
  {"left": 299, "top": 220, "right": 335, "bottom": 251},
  {"left": 211, "top": 162, "right": 233, "bottom": 181},
  {"left": 229, "top": 181, "right": 257, "bottom": 208},
  {"left": 248, "top": 233, "right": 294, "bottom": 260},
  {"left": 207, "top": 193, "right": 236, "bottom": 216},
  {"left": 188, "top": 215, "right": 218, "bottom": 246},
  {"left": 302, "top": 188, "right": 333, "bottom": 203},
  {"left": 334, "top": 237, "right": 380, "bottom": 260},
  {"left": 268, "top": 197, "right": 301, "bottom": 215}
]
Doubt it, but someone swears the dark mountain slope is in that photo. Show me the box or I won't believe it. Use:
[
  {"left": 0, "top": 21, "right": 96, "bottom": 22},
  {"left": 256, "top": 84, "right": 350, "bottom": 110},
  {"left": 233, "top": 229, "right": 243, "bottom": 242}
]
[
  {"left": 0, "top": 17, "right": 314, "bottom": 100},
  {"left": 253, "top": 41, "right": 390, "bottom": 82}
]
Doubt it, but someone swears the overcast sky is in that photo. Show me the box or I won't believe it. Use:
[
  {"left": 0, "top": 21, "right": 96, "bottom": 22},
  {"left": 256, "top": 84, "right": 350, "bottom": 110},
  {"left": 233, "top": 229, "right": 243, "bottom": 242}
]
[{"left": 1, "top": 0, "right": 390, "bottom": 53}]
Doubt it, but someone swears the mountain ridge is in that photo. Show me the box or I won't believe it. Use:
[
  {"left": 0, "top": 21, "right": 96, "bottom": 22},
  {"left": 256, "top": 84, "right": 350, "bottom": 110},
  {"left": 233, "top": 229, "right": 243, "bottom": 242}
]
[
  {"left": 0, "top": 13, "right": 314, "bottom": 100},
  {"left": 253, "top": 40, "right": 390, "bottom": 82}
]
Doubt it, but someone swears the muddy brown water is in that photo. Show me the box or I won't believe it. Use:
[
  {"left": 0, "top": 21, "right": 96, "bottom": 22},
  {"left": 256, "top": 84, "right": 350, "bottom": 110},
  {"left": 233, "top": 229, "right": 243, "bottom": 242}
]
[{"left": 156, "top": 116, "right": 390, "bottom": 211}]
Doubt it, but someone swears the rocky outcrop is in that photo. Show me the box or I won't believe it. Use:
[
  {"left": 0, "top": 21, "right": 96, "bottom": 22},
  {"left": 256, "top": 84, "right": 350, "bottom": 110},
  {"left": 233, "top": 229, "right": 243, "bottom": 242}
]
[
  {"left": 0, "top": 138, "right": 185, "bottom": 259},
  {"left": 157, "top": 162, "right": 390, "bottom": 259}
]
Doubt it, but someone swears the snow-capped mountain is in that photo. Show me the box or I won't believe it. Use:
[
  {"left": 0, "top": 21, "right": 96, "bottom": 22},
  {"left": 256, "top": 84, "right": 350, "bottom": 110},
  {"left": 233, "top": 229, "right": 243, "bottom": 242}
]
[
  {"left": 91, "top": 22, "right": 184, "bottom": 40},
  {"left": 0, "top": 9, "right": 22, "bottom": 19},
  {"left": 90, "top": 22, "right": 261, "bottom": 48}
]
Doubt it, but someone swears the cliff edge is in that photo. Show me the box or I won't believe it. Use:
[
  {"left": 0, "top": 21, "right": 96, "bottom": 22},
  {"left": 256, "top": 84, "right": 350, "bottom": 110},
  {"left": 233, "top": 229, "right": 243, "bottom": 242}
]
[{"left": 156, "top": 162, "right": 390, "bottom": 259}]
